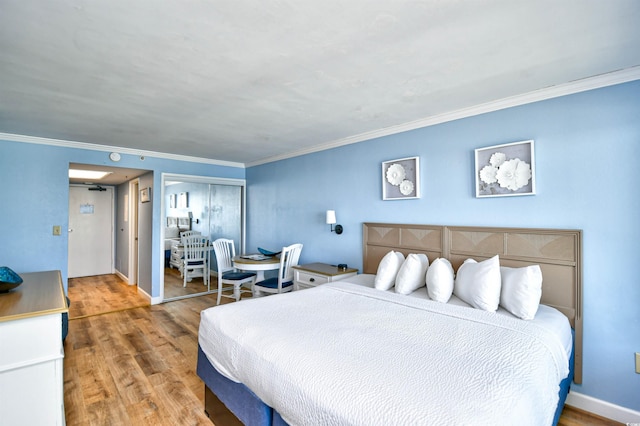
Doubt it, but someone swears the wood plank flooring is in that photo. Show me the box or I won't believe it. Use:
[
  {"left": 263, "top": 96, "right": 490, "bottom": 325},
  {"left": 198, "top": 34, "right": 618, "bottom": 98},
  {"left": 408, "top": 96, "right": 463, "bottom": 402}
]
[
  {"left": 558, "top": 405, "right": 623, "bottom": 426},
  {"left": 164, "top": 266, "right": 213, "bottom": 300},
  {"left": 68, "top": 274, "right": 149, "bottom": 319},
  {"left": 63, "top": 278, "right": 622, "bottom": 425},
  {"left": 65, "top": 294, "right": 219, "bottom": 425}
]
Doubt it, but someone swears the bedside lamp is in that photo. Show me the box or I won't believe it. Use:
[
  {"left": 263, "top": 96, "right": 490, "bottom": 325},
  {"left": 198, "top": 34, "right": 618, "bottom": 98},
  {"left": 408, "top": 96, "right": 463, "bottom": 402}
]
[{"left": 326, "top": 210, "right": 343, "bottom": 235}]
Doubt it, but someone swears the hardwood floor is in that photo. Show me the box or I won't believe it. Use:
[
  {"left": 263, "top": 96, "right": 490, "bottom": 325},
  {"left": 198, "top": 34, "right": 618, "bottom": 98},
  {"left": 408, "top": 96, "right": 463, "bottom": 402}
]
[
  {"left": 63, "top": 283, "right": 622, "bottom": 425},
  {"left": 164, "top": 266, "right": 214, "bottom": 300},
  {"left": 558, "top": 406, "right": 623, "bottom": 426},
  {"left": 68, "top": 274, "right": 149, "bottom": 319},
  {"left": 65, "top": 294, "right": 219, "bottom": 425}
]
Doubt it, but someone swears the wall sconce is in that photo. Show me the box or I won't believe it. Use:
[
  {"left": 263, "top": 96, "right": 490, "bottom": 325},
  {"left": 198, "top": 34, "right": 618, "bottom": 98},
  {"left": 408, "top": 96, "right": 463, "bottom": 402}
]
[{"left": 326, "top": 210, "right": 343, "bottom": 235}]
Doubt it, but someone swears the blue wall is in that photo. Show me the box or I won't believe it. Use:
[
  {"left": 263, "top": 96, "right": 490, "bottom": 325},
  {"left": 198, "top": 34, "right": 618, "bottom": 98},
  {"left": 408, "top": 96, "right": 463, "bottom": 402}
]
[
  {"left": 0, "top": 140, "right": 244, "bottom": 298},
  {"left": 246, "top": 80, "right": 640, "bottom": 411}
]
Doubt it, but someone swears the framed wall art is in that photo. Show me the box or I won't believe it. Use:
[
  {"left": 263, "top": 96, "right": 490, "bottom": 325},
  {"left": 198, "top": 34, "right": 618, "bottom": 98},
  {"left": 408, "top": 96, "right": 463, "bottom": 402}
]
[
  {"left": 382, "top": 156, "right": 420, "bottom": 200},
  {"left": 178, "top": 191, "right": 189, "bottom": 208},
  {"left": 475, "top": 140, "right": 535, "bottom": 198},
  {"left": 169, "top": 193, "right": 176, "bottom": 208}
]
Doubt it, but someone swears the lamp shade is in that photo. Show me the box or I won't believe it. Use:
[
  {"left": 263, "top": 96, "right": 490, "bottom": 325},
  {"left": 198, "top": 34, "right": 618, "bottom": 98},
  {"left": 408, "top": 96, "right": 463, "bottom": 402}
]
[{"left": 326, "top": 210, "right": 337, "bottom": 225}]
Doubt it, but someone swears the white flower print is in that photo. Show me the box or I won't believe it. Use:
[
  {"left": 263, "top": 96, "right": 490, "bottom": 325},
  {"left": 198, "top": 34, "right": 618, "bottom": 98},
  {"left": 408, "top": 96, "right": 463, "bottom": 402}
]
[
  {"left": 399, "top": 180, "right": 415, "bottom": 195},
  {"left": 479, "top": 165, "right": 498, "bottom": 184},
  {"left": 489, "top": 152, "right": 507, "bottom": 168},
  {"left": 496, "top": 158, "right": 532, "bottom": 191},
  {"left": 386, "top": 164, "right": 406, "bottom": 186}
]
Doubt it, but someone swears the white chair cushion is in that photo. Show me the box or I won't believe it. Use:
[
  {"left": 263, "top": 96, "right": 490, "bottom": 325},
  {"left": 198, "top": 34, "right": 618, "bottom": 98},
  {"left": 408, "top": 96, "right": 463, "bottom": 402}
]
[
  {"left": 499, "top": 265, "right": 543, "bottom": 320},
  {"left": 426, "top": 258, "right": 454, "bottom": 303},
  {"left": 374, "top": 251, "right": 405, "bottom": 291},
  {"left": 395, "top": 253, "right": 429, "bottom": 295},
  {"left": 453, "top": 255, "right": 501, "bottom": 312}
]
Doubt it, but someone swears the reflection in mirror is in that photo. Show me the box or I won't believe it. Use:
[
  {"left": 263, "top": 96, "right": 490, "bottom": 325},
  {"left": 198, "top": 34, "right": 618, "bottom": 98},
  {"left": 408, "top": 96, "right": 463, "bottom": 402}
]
[{"left": 163, "top": 176, "right": 244, "bottom": 301}]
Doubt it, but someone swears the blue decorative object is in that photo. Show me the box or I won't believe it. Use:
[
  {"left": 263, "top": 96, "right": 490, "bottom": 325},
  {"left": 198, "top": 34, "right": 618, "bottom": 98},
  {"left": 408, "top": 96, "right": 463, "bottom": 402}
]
[
  {"left": 258, "top": 247, "right": 281, "bottom": 257},
  {"left": 0, "top": 266, "right": 23, "bottom": 293}
]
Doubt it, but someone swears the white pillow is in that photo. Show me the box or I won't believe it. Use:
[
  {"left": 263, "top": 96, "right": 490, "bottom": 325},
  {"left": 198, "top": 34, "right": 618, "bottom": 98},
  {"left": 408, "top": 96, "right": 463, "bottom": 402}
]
[
  {"left": 426, "top": 258, "right": 454, "bottom": 303},
  {"left": 453, "top": 255, "right": 501, "bottom": 312},
  {"left": 500, "top": 265, "right": 542, "bottom": 320},
  {"left": 165, "top": 227, "right": 180, "bottom": 238},
  {"left": 374, "top": 251, "right": 405, "bottom": 290},
  {"left": 395, "top": 253, "right": 429, "bottom": 295}
]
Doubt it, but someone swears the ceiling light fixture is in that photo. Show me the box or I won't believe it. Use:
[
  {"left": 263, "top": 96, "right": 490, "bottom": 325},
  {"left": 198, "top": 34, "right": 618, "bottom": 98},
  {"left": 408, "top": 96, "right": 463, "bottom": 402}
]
[{"left": 68, "top": 169, "right": 113, "bottom": 180}]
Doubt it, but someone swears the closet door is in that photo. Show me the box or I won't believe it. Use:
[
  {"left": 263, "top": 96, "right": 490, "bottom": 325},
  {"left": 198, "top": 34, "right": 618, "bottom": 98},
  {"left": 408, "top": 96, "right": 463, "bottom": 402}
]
[
  {"left": 162, "top": 176, "right": 245, "bottom": 301},
  {"left": 209, "top": 184, "right": 243, "bottom": 253}
]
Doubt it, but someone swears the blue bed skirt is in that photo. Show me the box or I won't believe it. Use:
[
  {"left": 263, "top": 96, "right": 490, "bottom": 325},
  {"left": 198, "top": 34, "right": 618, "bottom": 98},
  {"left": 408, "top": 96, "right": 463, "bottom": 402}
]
[
  {"left": 553, "top": 340, "right": 575, "bottom": 425},
  {"left": 197, "top": 345, "right": 273, "bottom": 425},
  {"left": 197, "top": 343, "right": 573, "bottom": 426}
]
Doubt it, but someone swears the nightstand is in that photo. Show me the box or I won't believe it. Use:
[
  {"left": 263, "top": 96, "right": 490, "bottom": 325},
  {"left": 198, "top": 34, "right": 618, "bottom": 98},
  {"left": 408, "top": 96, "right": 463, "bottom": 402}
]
[
  {"left": 169, "top": 241, "right": 184, "bottom": 272},
  {"left": 292, "top": 263, "right": 358, "bottom": 290}
]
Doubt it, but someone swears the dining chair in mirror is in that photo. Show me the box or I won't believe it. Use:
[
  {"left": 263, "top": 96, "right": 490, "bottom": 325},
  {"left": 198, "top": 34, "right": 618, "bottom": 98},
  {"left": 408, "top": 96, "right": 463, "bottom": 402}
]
[{"left": 182, "top": 235, "right": 210, "bottom": 288}]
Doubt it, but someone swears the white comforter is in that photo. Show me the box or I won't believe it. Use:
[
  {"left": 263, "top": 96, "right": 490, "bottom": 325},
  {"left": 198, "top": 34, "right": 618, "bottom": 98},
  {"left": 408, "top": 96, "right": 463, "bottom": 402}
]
[{"left": 199, "top": 282, "right": 570, "bottom": 426}]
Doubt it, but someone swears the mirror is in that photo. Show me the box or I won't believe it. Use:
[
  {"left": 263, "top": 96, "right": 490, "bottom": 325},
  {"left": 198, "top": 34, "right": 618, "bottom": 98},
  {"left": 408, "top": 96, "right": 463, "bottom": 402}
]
[{"left": 162, "top": 174, "right": 245, "bottom": 301}]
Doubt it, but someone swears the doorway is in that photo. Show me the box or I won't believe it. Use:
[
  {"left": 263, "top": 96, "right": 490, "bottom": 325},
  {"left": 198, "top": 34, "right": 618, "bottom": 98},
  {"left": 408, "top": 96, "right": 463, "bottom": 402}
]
[
  {"left": 68, "top": 185, "right": 114, "bottom": 278},
  {"left": 67, "top": 163, "right": 150, "bottom": 314},
  {"left": 161, "top": 173, "right": 246, "bottom": 301}
]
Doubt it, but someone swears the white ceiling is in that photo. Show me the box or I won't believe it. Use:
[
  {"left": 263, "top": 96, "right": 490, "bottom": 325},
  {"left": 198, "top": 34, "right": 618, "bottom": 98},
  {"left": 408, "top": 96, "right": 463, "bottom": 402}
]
[{"left": 1, "top": 1, "right": 639, "bottom": 166}]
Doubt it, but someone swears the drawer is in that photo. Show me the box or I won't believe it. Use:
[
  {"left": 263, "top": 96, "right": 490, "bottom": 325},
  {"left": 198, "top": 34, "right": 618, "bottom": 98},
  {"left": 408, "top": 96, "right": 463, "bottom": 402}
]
[
  {"left": 0, "top": 314, "right": 63, "bottom": 371},
  {"left": 295, "top": 271, "right": 329, "bottom": 287}
]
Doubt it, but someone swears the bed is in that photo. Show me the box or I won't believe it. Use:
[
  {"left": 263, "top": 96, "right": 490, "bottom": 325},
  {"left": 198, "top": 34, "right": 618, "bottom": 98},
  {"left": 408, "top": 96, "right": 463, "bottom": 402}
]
[{"left": 197, "top": 223, "right": 582, "bottom": 425}]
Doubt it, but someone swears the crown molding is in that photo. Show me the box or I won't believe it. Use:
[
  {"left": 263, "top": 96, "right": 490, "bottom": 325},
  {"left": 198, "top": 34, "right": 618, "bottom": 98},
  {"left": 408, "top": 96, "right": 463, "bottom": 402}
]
[
  {"left": 2, "top": 66, "right": 639, "bottom": 169},
  {"left": 0, "top": 132, "right": 246, "bottom": 169},
  {"left": 247, "top": 66, "right": 640, "bottom": 167}
]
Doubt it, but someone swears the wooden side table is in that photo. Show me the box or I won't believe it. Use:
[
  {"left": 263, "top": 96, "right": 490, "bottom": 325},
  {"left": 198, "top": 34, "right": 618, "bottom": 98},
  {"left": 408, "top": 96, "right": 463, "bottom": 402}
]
[{"left": 292, "top": 263, "right": 358, "bottom": 290}]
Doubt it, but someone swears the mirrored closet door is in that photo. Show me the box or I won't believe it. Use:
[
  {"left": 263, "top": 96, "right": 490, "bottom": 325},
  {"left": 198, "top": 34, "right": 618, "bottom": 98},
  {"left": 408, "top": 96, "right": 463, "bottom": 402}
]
[{"left": 162, "top": 174, "right": 245, "bottom": 301}]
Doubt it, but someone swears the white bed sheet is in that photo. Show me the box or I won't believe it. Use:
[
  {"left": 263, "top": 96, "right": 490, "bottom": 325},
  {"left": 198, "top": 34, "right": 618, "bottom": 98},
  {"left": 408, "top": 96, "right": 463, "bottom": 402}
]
[{"left": 199, "top": 279, "right": 571, "bottom": 426}]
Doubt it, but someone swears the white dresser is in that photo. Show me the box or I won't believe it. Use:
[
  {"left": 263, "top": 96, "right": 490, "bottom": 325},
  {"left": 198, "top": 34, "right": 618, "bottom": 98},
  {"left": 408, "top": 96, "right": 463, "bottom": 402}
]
[{"left": 0, "top": 270, "right": 68, "bottom": 426}]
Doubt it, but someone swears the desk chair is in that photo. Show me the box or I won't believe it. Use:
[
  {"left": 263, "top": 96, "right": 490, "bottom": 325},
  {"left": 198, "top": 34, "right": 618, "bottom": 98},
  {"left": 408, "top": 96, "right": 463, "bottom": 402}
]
[
  {"left": 182, "top": 235, "right": 210, "bottom": 288},
  {"left": 253, "top": 243, "right": 303, "bottom": 297},
  {"left": 212, "top": 238, "right": 256, "bottom": 305}
]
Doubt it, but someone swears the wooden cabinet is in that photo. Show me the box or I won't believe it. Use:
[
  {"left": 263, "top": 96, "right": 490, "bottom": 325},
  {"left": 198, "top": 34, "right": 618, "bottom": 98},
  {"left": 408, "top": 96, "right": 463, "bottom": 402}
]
[
  {"left": 0, "top": 270, "right": 68, "bottom": 426},
  {"left": 292, "top": 263, "right": 358, "bottom": 290}
]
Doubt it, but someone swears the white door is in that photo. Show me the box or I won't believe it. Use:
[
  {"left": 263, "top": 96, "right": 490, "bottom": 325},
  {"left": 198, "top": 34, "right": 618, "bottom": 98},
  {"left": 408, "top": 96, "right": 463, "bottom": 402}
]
[
  {"left": 68, "top": 186, "right": 114, "bottom": 278},
  {"left": 130, "top": 180, "right": 139, "bottom": 285}
]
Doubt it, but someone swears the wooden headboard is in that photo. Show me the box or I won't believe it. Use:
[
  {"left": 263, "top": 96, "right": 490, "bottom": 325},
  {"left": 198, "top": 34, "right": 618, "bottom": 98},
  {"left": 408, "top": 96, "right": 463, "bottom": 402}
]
[{"left": 363, "top": 223, "right": 583, "bottom": 384}]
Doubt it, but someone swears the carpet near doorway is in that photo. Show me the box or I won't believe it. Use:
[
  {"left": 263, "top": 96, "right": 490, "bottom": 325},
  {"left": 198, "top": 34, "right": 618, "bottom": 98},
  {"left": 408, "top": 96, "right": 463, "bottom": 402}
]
[{"left": 68, "top": 274, "right": 150, "bottom": 319}]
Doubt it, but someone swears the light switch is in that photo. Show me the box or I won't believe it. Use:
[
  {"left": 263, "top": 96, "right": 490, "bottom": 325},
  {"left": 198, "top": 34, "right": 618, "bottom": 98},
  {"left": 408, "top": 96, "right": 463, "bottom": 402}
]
[
  {"left": 53, "top": 225, "right": 62, "bottom": 236},
  {"left": 636, "top": 352, "right": 640, "bottom": 374}
]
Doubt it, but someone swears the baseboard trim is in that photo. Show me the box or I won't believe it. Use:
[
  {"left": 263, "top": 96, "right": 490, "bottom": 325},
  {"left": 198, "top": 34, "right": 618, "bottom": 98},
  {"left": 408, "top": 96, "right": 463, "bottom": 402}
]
[
  {"left": 566, "top": 391, "right": 640, "bottom": 423},
  {"left": 113, "top": 270, "right": 131, "bottom": 284},
  {"left": 137, "top": 286, "right": 163, "bottom": 305}
]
